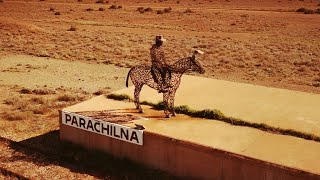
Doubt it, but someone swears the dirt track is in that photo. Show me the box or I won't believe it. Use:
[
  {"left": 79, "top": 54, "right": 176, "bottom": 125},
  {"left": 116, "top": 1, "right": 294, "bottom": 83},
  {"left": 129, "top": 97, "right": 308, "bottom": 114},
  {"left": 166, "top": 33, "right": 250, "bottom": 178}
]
[{"left": 1, "top": 0, "right": 319, "bottom": 93}]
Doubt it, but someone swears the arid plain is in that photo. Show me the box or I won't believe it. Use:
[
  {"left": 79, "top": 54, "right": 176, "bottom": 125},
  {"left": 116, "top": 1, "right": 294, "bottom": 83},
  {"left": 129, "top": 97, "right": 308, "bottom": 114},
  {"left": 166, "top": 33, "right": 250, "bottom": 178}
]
[{"left": 0, "top": 0, "right": 319, "bottom": 179}]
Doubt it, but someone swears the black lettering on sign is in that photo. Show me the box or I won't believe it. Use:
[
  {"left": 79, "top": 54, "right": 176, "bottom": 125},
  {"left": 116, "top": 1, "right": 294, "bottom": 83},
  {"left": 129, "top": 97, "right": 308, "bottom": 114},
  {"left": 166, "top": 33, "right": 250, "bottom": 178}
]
[
  {"left": 102, "top": 123, "right": 109, "bottom": 135},
  {"left": 130, "top": 131, "right": 139, "bottom": 144},
  {"left": 65, "top": 114, "right": 71, "bottom": 124},
  {"left": 79, "top": 118, "right": 86, "bottom": 129},
  {"left": 87, "top": 120, "right": 94, "bottom": 131},
  {"left": 120, "top": 128, "right": 129, "bottom": 140},
  {"left": 114, "top": 126, "right": 120, "bottom": 138},
  {"left": 110, "top": 125, "right": 113, "bottom": 136},
  {"left": 94, "top": 122, "right": 100, "bottom": 133},
  {"left": 71, "top": 116, "right": 78, "bottom": 126}
]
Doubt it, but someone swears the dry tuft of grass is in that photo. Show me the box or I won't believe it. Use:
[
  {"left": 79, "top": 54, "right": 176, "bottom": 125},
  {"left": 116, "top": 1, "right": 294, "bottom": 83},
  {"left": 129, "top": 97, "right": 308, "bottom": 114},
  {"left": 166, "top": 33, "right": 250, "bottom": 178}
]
[
  {"left": 68, "top": 25, "right": 77, "bottom": 31},
  {"left": 96, "top": 0, "right": 104, "bottom": 3},
  {"left": 3, "top": 97, "right": 19, "bottom": 105},
  {"left": 93, "top": 88, "right": 110, "bottom": 96},
  {"left": 1, "top": 111, "right": 29, "bottom": 121},
  {"left": 296, "top": 7, "right": 318, "bottom": 14},
  {"left": 99, "top": 7, "right": 105, "bottom": 11},
  {"left": 54, "top": 12, "right": 61, "bottom": 15},
  {"left": 184, "top": 8, "right": 193, "bottom": 13},
  {"left": 32, "top": 88, "right": 56, "bottom": 95},
  {"left": 163, "top": 7, "right": 172, "bottom": 13},
  {"left": 57, "top": 93, "right": 85, "bottom": 102},
  {"left": 85, "top": 8, "right": 94, "bottom": 11},
  {"left": 109, "top": 5, "right": 122, "bottom": 9}
]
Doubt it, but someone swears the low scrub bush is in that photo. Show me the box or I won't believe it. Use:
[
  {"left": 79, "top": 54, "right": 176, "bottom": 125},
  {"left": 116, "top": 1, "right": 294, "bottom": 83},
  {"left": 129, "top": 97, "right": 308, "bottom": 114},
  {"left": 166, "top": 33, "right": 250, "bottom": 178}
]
[
  {"left": 86, "top": 8, "right": 94, "bottom": 11},
  {"left": 32, "top": 88, "right": 55, "bottom": 95},
  {"left": 157, "top": 10, "right": 164, "bottom": 14},
  {"left": 96, "top": 0, "right": 104, "bottom": 3},
  {"left": 184, "top": 8, "right": 193, "bottom": 13},
  {"left": 109, "top": 5, "right": 122, "bottom": 9},
  {"left": 68, "top": 25, "right": 77, "bottom": 31}
]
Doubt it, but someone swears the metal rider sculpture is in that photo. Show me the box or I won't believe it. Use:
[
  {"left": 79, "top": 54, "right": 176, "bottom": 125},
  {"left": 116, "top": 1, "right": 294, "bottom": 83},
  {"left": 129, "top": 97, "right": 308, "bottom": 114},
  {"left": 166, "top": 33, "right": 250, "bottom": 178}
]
[{"left": 126, "top": 50, "right": 205, "bottom": 118}]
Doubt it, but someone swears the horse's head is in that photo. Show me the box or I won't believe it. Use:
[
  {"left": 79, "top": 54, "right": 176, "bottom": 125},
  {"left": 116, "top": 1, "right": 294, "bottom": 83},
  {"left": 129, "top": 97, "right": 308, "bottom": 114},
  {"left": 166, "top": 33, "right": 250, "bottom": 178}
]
[{"left": 189, "top": 50, "right": 205, "bottom": 74}]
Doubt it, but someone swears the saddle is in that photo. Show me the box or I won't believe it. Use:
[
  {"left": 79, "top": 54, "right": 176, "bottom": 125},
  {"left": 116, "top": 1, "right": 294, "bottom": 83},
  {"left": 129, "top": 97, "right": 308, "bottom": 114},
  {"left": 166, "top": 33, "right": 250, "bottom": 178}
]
[{"left": 151, "top": 66, "right": 172, "bottom": 84}]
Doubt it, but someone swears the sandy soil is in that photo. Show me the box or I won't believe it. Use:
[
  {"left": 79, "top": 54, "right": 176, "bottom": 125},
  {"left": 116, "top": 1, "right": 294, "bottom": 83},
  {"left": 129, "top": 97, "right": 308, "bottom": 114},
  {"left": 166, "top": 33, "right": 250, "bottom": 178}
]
[
  {"left": 0, "top": 0, "right": 319, "bottom": 178},
  {"left": 0, "top": 0, "right": 319, "bottom": 93}
]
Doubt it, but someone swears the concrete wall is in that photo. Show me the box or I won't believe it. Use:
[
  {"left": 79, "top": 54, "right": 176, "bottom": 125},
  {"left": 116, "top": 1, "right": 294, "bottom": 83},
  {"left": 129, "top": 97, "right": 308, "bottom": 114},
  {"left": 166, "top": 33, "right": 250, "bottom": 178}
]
[{"left": 59, "top": 115, "right": 320, "bottom": 180}]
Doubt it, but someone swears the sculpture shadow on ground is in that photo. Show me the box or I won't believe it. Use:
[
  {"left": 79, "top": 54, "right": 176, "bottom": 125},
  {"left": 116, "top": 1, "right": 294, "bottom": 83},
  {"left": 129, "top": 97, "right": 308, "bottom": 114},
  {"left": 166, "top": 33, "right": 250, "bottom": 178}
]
[{"left": 7, "top": 130, "right": 177, "bottom": 180}]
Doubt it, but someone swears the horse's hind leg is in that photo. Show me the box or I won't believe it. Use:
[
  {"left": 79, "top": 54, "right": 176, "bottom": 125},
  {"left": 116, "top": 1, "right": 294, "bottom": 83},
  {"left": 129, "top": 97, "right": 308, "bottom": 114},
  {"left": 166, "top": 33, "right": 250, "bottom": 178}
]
[
  {"left": 163, "top": 92, "right": 171, "bottom": 118},
  {"left": 134, "top": 85, "right": 143, "bottom": 113},
  {"left": 169, "top": 91, "right": 177, "bottom": 116}
]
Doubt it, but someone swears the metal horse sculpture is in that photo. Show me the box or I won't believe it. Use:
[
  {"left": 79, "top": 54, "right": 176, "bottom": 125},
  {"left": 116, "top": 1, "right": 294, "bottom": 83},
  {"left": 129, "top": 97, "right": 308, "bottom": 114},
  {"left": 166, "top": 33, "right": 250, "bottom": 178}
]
[{"left": 126, "top": 50, "right": 205, "bottom": 118}]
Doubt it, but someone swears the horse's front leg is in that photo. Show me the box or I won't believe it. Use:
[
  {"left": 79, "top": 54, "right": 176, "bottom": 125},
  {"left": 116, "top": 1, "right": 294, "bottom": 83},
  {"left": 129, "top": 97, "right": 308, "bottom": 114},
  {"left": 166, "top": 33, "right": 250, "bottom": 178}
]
[
  {"left": 169, "top": 90, "right": 177, "bottom": 116},
  {"left": 163, "top": 92, "right": 170, "bottom": 118}
]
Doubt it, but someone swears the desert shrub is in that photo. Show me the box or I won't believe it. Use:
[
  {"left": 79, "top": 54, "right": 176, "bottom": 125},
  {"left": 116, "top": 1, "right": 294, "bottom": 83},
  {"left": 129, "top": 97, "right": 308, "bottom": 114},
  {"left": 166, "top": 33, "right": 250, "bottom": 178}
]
[
  {"left": 4, "top": 97, "right": 18, "bottom": 105},
  {"left": 318, "top": 3, "right": 320, "bottom": 6},
  {"left": 164, "top": 7, "right": 172, "bottom": 13},
  {"left": 99, "top": 7, "right": 105, "bottom": 11},
  {"left": 184, "top": 8, "right": 193, "bottom": 13},
  {"left": 20, "top": 88, "right": 32, "bottom": 94},
  {"left": 109, "top": 5, "right": 118, "bottom": 9},
  {"left": 0, "top": 0, "right": 4, "bottom": 3},
  {"left": 304, "top": 9, "right": 314, "bottom": 14},
  {"left": 96, "top": 0, "right": 104, "bottom": 3},
  {"left": 32, "top": 88, "right": 55, "bottom": 95},
  {"left": 144, "top": 7, "right": 152, "bottom": 12},
  {"left": 30, "top": 97, "right": 45, "bottom": 104},
  {"left": 39, "top": 0, "right": 45, "bottom": 1},
  {"left": 157, "top": 10, "right": 164, "bottom": 14},
  {"left": 2, "top": 111, "right": 27, "bottom": 121},
  {"left": 57, "top": 93, "right": 85, "bottom": 102},
  {"left": 86, "top": 8, "right": 94, "bottom": 11},
  {"left": 54, "top": 12, "right": 61, "bottom": 15},
  {"left": 31, "top": 106, "right": 50, "bottom": 115},
  {"left": 177, "top": 1, "right": 180, "bottom": 3},
  {"left": 118, "top": 5, "right": 122, "bottom": 9},
  {"left": 137, "top": 7, "right": 144, "bottom": 11},
  {"left": 93, "top": 89, "right": 109, "bottom": 95},
  {"left": 49, "top": 7, "right": 55, "bottom": 11},
  {"left": 78, "top": 0, "right": 83, "bottom": 2},
  {"left": 296, "top": 7, "right": 315, "bottom": 14},
  {"left": 315, "top": 8, "right": 320, "bottom": 14},
  {"left": 57, "top": 94, "right": 77, "bottom": 102},
  {"left": 68, "top": 25, "right": 77, "bottom": 31}
]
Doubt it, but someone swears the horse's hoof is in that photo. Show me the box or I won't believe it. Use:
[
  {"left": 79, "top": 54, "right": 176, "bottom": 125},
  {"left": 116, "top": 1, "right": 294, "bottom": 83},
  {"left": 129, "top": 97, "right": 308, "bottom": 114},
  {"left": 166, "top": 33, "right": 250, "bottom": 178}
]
[
  {"left": 139, "top": 109, "right": 144, "bottom": 113},
  {"left": 172, "top": 113, "right": 176, "bottom": 117},
  {"left": 165, "top": 114, "right": 171, "bottom": 118}
]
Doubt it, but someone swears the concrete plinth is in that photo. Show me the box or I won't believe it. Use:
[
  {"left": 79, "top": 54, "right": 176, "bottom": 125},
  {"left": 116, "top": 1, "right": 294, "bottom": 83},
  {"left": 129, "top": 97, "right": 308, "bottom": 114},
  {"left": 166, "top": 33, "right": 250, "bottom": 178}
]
[{"left": 60, "top": 76, "right": 320, "bottom": 179}]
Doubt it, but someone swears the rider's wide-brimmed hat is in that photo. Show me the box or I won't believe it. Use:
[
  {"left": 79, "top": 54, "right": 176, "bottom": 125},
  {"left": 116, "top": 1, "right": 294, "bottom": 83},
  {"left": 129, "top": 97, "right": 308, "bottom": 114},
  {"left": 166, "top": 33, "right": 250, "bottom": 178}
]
[{"left": 155, "top": 35, "right": 166, "bottom": 42}]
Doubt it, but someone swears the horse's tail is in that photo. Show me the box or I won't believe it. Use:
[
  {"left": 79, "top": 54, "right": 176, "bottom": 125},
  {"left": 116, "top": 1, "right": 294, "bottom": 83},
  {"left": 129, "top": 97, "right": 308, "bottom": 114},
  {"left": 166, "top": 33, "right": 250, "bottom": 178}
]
[{"left": 126, "top": 68, "right": 133, "bottom": 88}]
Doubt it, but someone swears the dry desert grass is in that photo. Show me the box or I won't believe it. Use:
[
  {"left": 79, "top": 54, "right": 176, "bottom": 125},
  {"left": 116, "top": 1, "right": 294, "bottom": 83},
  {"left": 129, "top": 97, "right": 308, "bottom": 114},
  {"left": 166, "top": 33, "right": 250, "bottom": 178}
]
[
  {"left": 0, "top": 0, "right": 319, "bottom": 93},
  {"left": 0, "top": 0, "right": 319, "bottom": 178}
]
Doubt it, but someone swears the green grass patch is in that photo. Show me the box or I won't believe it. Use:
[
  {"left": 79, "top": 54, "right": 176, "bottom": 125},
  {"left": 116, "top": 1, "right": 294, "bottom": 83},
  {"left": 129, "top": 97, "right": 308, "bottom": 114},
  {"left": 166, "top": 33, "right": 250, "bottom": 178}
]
[{"left": 107, "top": 93, "right": 320, "bottom": 143}]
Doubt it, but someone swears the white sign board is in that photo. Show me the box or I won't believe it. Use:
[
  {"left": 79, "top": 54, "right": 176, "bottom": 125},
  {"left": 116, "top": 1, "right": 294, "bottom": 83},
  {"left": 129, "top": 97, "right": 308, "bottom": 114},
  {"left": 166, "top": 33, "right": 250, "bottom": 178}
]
[{"left": 61, "top": 111, "right": 143, "bottom": 145}]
